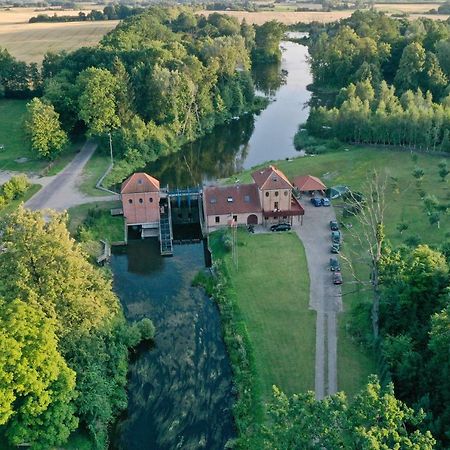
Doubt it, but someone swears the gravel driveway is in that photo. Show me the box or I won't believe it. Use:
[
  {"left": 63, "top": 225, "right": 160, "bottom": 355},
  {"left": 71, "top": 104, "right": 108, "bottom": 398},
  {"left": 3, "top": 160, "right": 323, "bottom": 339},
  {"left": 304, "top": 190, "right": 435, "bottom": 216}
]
[
  {"left": 294, "top": 198, "right": 342, "bottom": 399},
  {"left": 25, "top": 141, "right": 118, "bottom": 211}
]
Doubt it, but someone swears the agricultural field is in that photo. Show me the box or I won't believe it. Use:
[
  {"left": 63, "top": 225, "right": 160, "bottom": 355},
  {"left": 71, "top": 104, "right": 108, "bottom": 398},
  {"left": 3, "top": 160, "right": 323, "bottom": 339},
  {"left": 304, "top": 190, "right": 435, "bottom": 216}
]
[
  {"left": 212, "top": 231, "right": 315, "bottom": 402},
  {"left": 0, "top": 7, "right": 118, "bottom": 63},
  {"left": 226, "top": 147, "right": 449, "bottom": 395},
  {"left": 199, "top": 3, "right": 448, "bottom": 24}
]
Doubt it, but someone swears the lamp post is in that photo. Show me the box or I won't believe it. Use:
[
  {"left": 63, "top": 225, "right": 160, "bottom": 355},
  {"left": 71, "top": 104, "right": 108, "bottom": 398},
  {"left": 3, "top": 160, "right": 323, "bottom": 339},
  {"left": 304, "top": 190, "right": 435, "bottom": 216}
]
[{"left": 108, "top": 132, "right": 113, "bottom": 166}]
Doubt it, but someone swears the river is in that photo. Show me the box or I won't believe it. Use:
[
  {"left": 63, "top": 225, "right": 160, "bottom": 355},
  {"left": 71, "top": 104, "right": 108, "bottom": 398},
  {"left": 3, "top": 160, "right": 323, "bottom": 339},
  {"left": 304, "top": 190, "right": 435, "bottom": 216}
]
[
  {"left": 145, "top": 39, "right": 312, "bottom": 188},
  {"left": 111, "top": 39, "right": 312, "bottom": 449}
]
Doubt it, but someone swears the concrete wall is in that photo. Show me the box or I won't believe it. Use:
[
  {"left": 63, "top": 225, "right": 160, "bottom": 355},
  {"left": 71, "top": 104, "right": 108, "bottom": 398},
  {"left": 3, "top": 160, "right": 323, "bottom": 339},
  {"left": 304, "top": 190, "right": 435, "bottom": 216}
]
[{"left": 122, "top": 192, "right": 160, "bottom": 225}]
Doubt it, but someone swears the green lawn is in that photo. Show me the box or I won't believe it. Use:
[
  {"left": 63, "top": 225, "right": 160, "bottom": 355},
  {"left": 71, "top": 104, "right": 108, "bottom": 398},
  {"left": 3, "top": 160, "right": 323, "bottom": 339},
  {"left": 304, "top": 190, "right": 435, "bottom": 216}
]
[
  {"left": 213, "top": 230, "right": 315, "bottom": 401},
  {"left": 78, "top": 152, "right": 112, "bottom": 197},
  {"left": 67, "top": 201, "right": 124, "bottom": 242},
  {"left": 0, "top": 99, "right": 81, "bottom": 174},
  {"left": 226, "top": 146, "right": 449, "bottom": 395}
]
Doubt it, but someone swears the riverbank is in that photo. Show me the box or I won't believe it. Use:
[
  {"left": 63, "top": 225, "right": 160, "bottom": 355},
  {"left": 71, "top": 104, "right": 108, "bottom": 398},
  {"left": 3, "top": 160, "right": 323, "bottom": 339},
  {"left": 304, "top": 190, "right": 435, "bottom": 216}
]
[{"left": 199, "top": 229, "right": 315, "bottom": 445}]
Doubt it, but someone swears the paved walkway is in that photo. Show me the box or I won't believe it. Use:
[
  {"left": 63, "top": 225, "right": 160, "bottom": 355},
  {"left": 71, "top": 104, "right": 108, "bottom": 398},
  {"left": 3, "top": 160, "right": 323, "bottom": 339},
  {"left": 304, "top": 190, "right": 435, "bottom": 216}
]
[
  {"left": 24, "top": 141, "right": 118, "bottom": 211},
  {"left": 294, "top": 199, "right": 342, "bottom": 399}
]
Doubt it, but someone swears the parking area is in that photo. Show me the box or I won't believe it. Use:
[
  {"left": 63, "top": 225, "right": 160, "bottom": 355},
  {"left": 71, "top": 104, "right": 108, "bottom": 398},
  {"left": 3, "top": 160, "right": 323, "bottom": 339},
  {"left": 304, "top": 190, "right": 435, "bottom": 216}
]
[{"left": 294, "top": 197, "right": 343, "bottom": 399}]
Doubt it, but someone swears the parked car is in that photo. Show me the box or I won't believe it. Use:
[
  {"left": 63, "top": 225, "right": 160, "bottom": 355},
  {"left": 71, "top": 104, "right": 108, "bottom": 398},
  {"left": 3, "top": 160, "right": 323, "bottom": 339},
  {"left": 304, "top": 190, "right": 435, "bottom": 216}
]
[
  {"left": 333, "top": 271, "right": 343, "bottom": 285},
  {"left": 321, "top": 197, "right": 331, "bottom": 207},
  {"left": 270, "top": 223, "right": 291, "bottom": 232},
  {"left": 330, "top": 258, "right": 340, "bottom": 271},
  {"left": 311, "top": 197, "right": 322, "bottom": 207},
  {"left": 330, "top": 220, "right": 339, "bottom": 231},
  {"left": 331, "top": 243, "right": 340, "bottom": 254},
  {"left": 331, "top": 230, "right": 341, "bottom": 243}
]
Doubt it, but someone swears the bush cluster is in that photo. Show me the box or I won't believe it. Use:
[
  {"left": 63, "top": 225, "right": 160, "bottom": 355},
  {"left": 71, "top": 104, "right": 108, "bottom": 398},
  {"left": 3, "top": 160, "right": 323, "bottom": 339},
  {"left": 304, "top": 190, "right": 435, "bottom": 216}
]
[{"left": 0, "top": 174, "right": 30, "bottom": 209}]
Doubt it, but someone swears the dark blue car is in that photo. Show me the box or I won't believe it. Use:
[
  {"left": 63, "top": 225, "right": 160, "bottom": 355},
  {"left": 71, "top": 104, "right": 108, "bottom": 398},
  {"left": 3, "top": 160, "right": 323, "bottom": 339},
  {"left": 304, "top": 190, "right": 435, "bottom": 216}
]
[{"left": 311, "top": 197, "right": 322, "bottom": 207}]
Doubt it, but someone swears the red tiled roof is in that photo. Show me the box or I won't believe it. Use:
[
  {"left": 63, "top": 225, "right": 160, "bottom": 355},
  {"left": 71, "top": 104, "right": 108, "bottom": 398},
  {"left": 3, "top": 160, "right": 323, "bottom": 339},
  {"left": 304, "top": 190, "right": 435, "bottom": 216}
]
[
  {"left": 251, "top": 165, "right": 293, "bottom": 190},
  {"left": 121, "top": 172, "right": 160, "bottom": 194},
  {"left": 293, "top": 175, "right": 326, "bottom": 192},
  {"left": 263, "top": 196, "right": 305, "bottom": 217},
  {"left": 204, "top": 184, "right": 261, "bottom": 216}
]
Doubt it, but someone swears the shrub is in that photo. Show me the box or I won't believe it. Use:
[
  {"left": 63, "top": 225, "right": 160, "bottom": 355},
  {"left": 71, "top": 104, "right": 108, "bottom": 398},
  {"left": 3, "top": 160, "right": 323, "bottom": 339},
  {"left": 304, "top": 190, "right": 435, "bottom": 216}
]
[{"left": 137, "top": 318, "right": 155, "bottom": 340}]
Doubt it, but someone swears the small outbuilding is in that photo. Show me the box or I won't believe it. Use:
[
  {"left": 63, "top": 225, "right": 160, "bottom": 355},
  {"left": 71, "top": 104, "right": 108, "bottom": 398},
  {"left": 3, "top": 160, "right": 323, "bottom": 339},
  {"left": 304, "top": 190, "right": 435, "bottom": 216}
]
[{"left": 292, "top": 175, "right": 327, "bottom": 194}]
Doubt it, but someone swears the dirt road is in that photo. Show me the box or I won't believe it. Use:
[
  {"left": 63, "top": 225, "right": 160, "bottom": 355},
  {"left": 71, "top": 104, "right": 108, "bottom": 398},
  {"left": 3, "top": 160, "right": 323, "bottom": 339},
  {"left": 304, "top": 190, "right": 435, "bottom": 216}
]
[
  {"left": 25, "top": 140, "right": 118, "bottom": 211},
  {"left": 295, "top": 199, "right": 342, "bottom": 399}
]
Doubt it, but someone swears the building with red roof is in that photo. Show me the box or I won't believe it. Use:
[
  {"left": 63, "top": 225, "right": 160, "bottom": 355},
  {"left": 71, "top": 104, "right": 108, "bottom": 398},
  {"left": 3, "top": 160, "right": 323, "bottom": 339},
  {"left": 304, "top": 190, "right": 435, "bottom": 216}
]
[
  {"left": 203, "top": 165, "right": 304, "bottom": 230},
  {"left": 293, "top": 175, "right": 327, "bottom": 194},
  {"left": 121, "top": 172, "right": 161, "bottom": 226}
]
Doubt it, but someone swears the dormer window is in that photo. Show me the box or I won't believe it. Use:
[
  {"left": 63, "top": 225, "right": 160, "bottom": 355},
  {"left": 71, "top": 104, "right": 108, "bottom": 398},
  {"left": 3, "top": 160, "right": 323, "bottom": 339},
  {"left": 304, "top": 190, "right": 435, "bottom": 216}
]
[
  {"left": 210, "top": 197, "right": 217, "bottom": 204},
  {"left": 244, "top": 195, "right": 250, "bottom": 203},
  {"left": 227, "top": 197, "right": 233, "bottom": 203}
]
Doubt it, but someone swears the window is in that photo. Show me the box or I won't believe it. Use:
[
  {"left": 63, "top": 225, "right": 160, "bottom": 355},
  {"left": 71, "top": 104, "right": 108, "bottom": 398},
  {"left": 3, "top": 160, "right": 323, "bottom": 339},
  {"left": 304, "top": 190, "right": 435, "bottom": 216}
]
[
  {"left": 137, "top": 179, "right": 143, "bottom": 185},
  {"left": 139, "top": 198, "right": 143, "bottom": 204},
  {"left": 227, "top": 197, "right": 233, "bottom": 203},
  {"left": 233, "top": 215, "right": 238, "bottom": 222},
  {"left": 244, "top": 195, "right": 250, "bottom": 203},
  {"left": 275, "top": 191, "right": 279, "bottom": 197},
  {"left": 178, "top": 214, "right": 182, "bottom": 219},
  {"left": 188, "top": 213, "right": 192, "bottom": 219},
  {"left": 274, "top": 202, "right": 279, "bottom": 209},
  {"left": 283, "top": 216, "right": 287, "bottom": 219},
  {"left": 215, "top": 216, "right": 220, "bottom": 223},
  {"left": 210, "top": 197, "right": 217, "bottom": 204},
  {"left": 265, "top": 192, "right": 269, "bottom": 197},
  {"left": 284, "top": 191, "right": 288, "bottom": 196},
  {"left": 128, "top": 199, "right": 133, "bottom": 204},
  {"left": 265, "top": 216, "right": 269, "bottom": 220},
  {"left": 149, "top": 197, "right": 153, "bottom": 203}
]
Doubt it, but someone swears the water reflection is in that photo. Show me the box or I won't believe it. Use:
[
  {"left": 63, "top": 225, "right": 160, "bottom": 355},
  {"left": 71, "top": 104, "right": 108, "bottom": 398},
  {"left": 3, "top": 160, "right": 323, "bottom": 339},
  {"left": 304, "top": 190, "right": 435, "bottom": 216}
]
[
  {"left": 111, "top": 240, "right": 235, "bottom": 450},
  {"left": 145, "top": 40, "right": 312, "bottom": 188}
]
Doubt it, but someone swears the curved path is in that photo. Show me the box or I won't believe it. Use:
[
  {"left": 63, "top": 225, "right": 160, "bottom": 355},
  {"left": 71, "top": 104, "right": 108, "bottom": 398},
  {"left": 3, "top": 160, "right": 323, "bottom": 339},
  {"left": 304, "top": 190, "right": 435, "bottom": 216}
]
[
  {"left": 25, "top": 141, "right": 118, "bottom": 211},
  {"left": 295, "top": 200, "right": 342, "bottom": 399}
]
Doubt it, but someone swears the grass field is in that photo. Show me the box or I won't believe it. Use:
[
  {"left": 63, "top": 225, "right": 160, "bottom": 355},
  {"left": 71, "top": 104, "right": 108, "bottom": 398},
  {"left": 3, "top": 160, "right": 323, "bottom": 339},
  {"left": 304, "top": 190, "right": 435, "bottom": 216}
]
[
  {"left": 78, "top": 152, "right": 112, "bottom": 196},
  {"left": 226, "top": 146, "right": 449, "bottom": 395},
  {"left": 67, "top": 200, "right": 123, "bottom": 241},
  {"left": 0, "top": 99, "right": 81, "bottom": 174},
  {"left": 199, "top": 4, "right": 448, "bottom": 24},
  {"left": 213, "top": 230, "right": 315, "bottom": 402}
]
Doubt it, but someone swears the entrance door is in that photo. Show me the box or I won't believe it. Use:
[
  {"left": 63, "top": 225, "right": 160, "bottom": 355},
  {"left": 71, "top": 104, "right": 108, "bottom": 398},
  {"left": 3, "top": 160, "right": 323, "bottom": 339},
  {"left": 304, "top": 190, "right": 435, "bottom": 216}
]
[{"left": 247, "top": 214, "right": 258, "bottom": 225}]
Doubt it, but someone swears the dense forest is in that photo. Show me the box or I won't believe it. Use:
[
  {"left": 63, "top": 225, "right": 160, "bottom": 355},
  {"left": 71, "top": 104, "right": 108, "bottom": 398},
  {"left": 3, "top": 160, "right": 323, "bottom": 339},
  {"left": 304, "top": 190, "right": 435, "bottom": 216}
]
[
  {"left": 304, "top": 11, "right": 450, "bottom": 152},
  {"left": 0, "top": 8, "right": 283, "bottom": 183},
  {"left": 0, "top": 208, "right": 154, "bottom": 448}
]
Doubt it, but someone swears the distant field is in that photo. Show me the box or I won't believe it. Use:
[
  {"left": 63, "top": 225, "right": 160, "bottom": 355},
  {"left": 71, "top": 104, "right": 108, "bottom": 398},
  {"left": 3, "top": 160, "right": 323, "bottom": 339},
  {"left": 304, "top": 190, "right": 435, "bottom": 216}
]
[
  {"left": 199, "top": 3, "right": 448, "bottom": 24},
  {"left": 0, "top": 7, "right": 118, "bottom": 63}
]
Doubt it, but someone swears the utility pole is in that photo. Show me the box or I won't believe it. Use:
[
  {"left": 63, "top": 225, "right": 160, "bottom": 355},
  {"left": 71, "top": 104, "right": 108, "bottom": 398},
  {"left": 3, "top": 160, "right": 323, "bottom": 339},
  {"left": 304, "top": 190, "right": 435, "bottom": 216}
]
[{"left": 109, "top": 132, "right": 113, "bottom": 166}]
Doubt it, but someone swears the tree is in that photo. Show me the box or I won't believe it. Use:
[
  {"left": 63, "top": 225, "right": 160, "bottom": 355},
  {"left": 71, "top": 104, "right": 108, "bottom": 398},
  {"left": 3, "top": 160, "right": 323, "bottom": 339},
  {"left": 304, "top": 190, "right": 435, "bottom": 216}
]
[
  {"left": 77, "top": 67, "right": 121, "bottom": 135},
  {"left": 438, "top": 160, "right": 449, "bottom": 182},
  {"left": 396, "top": 222, "right": 409, "bottom": 234},
  {"left": 341, "top": 171, "right": 387, "bottom": 339},
  {"left": 262, "top": 376, "right": 435, "bottom": 449},
  {"left": 0, "top": 299, "right": 78, "bottom": 448},
  {"left": 253, "top": 21, "right": 285, "bottom": 63},
  {"left": 395, "top": 42, "right": 426, "bottom": 93},
  {"left": 0, "top": 207, "right": 142, "bottom": 448},
  {"left": 25, "top": 97, "right": 67, "bottom": 159}
]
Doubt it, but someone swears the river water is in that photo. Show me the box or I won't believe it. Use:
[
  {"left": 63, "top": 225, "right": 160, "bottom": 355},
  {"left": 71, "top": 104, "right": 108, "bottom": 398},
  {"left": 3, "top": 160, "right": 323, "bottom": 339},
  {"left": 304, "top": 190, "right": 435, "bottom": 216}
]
[
  {"left": 111, "top": 39, "right": 312, "bottom": 449},
  {"left": 145, "top": 39, "right": 312, "bottom": 188}
]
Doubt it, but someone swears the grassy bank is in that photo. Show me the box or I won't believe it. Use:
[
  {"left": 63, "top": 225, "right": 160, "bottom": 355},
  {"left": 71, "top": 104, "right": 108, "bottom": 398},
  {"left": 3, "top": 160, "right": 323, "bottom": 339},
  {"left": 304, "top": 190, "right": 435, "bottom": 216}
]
[
  {"left": 0, "top": 99, "right": 82, "bottom": 174},
  {"left": 67, "top": 201, "right": 124, "bottom": 242},
  {"left": 225, "top": 146, "right": 448, "bottom": 395},
  {"left": 78, "top": 152, "right": 112, "bottom": 197},
  {"left": 207, "top": 229, "right": 315, "bottom": 441}
]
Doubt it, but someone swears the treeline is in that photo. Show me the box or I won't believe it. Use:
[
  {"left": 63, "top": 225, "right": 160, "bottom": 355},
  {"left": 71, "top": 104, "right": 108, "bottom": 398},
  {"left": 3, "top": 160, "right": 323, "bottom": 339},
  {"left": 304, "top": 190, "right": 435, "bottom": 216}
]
[
  {"left": 4, "top": 8, "right": 283, "bottom": 183},
  {"left": 306, "top": 80, "right": 450, "bottom": 151},
  {"left": 0, "top": 208, "right": 154, "bottom": 449},
  {"left": 304, "top": 10, "right": 450, "bottom": 151},
  {"left": 29, "top": 3, "right": 145, "bottom": 23},
  {"left": 378, "top": 243, "right": 450, "bottom": 446},
  {"left": 308, "top": 11, "right": 450, "bottom": 96}
]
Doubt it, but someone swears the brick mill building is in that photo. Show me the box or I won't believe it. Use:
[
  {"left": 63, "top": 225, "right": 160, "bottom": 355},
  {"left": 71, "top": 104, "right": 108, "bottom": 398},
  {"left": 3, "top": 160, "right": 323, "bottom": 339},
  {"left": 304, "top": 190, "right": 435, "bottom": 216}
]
[{"left": 203, "top": 165, "right": 304, "bottom": 231}]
